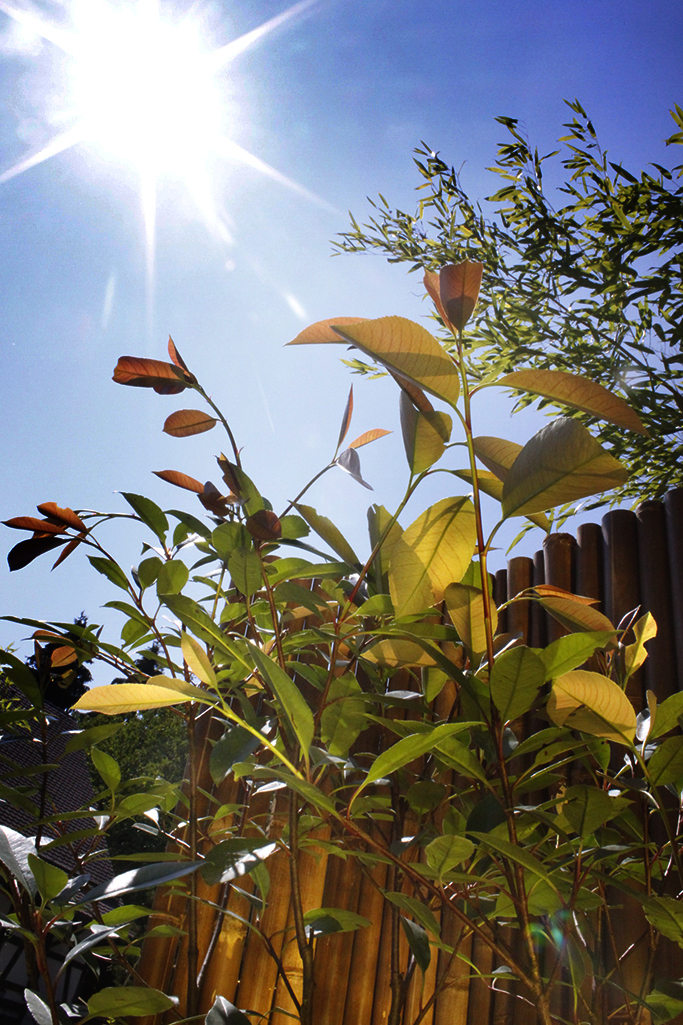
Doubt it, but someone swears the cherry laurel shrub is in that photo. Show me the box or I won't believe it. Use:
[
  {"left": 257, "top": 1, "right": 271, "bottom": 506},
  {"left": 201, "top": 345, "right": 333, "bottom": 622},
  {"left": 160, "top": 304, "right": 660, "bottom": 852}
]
[{"left": 2, "top": 263, "right": 682, "bottom": 1025}]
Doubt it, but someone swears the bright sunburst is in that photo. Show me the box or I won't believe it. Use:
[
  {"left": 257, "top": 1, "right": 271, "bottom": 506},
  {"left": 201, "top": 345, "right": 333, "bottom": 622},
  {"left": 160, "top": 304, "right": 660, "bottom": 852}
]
[{"left": 0, "top": 0, "right": 332, "bottom": 306}]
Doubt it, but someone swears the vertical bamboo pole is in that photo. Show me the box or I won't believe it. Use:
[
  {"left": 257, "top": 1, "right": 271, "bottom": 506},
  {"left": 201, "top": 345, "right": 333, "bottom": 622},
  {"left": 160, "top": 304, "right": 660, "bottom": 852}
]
[
  {"left": 343, "top": 851, "right": 389, "bottom": 1024},
  {"left": 529, "top": 550, "right": 546, "bottom": 650},
  {"left": 433, "top": 912, "right": 472, "bottom": 1025},
  {"left": 506, "top": 557, "right": 533, "bottom": 644},
  {"left": 311, "top": 850, "right": 362, "bottom": 1023},
  {"left": 494, "top": 569, "right": 508, "bottom": 634},
  {"left": 465, "top": 934, "right": 493, "bottom": 1025},
  {"left": 576, "top": 523, "right": 603, "bottom": 606},
  {"left": 636, "top": 499, "right": 678, "bottom": 700},
  {"left": 542, "top": 533, "right": 576, "bottom": 643},
  {"left": 664, "top": 488, "right": 683, "bottom": 692},
  {"left": 198, "top": 880, "right": 254, "bottom": 1010}
]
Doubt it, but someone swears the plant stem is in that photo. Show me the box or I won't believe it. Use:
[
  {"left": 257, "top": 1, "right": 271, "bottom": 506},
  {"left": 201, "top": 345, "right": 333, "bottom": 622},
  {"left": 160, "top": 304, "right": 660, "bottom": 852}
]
[
  {"left": 289, "top": 797, "right": 315, "bottom": 1025},
  {"left": 186, "top": 704, "right": 199, "bottom": 1020}
]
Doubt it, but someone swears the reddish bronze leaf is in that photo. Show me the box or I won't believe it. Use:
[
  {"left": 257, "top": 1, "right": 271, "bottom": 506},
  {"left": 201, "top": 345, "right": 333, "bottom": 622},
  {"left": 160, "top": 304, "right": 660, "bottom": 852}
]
[
  {"left": 216, "top": 456, "right": 242, "bottom": 497},
  {"left": 348, "top": 428, "right": 392, "bottom": 449},
  {"left": 3, "top": 517, "right": 65, "bottom": 534},
  {"left": 246, "top": 509, "right": 282, "bottom": 542},
  {"left": 529, "top": 584, "right": 599, "bottom": 606},
  {"left": 36, "top": 503, "right": 86, "bottom": 531},
  {"left": 163, "top": 409, "right": 217, "bottom": 438},
  {"left": 50, "top": 645, "right": 78, "bottom": 667},
  {"left": 439, "top": 261, "right": 484, "bottom": 333},
  {"left": 52, "top": 533, "right": 85, "bottom": 570},
  {"left": 198, "top": 482, "right": 234, "bottom": 517},
  {"left": 337, "top": 386, "right": 354, "bottom": 451},
  {"left": 423, "top": 269, "right": 450, "bottom": 327},
  {"left": 8, "top": 536, "right": 67, "bottom": 571},
  {"left": 153, "top": 469, "right": 205, "bottom": 494},
  {"left": 167, "top": 335, "right": 192, "bottom": 375},
  {"left": 112, "top": 356, "right": 192, "bottom": 395},
  {"left": 389, "top": 371, "right": 434, "bottom": 413}
]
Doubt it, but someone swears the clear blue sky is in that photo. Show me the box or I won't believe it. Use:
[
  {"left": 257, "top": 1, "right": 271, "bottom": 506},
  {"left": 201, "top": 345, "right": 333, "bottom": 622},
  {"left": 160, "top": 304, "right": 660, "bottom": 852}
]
[{"left": 1, "top": 0, "right": 681, "bottom": 661}]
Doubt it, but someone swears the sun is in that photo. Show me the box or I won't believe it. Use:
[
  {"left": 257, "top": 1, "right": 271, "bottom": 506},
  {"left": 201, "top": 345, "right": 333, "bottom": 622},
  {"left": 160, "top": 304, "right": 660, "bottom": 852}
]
[{"left": 0, "top": 0, "right": 333, "bottom": 304}]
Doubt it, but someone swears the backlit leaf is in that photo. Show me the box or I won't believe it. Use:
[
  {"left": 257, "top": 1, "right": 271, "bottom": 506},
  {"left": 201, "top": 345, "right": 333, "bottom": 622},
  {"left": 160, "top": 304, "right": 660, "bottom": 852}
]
[
  {"left": 423, "top": 269, "right": 449, "bottom": 326},
  {"left": 153, "top": 469, "right": 205, "bottom": 494},
  {"left": 548, "top": 671, "right": 636, "bottom": 745},
  {"left": 490, "top": 645, "right": 546, "bottom": 722},
  {"left": 294, "top": 504, "right": 359, "bottom": 566},
  {"left": 444, "top": 582, "right": 497, "bottom": 657},
  {"left": 389, "top": 497, "right": 476, "bottom": 617},
  {"left": 288, "top": 316, "right": 367, "bottom": 345},
  {"left": 502, "top": 418, "right": 629, "bottom": 517},
  {"left": 248, "top": 642, "right": 314, "bottom": 757},
  {"left": 454, "top": 468, "right": 550, "bottom": 531},
  {"left": 647, "top": 736, "right": 683, "bottom": 786},
  {"left": 229, "top": 547, "right": 264, "bottom": 597},
  {"left": 400, "top": 391, "right": 452, "bottom": 474},
  {"left": 181, "top": 633, "right": 217, "bottom": 687},
  {"left": 3, "top": 516, "right": 64, "bottom": 534},
  {"left": 348, "top": 428, "right": 392, "bottom": 449},
  {"left": 72, "top": 681, "right": 207, "bottom": 715},
  {"left": 361, "top": 723, "right": 472, "bottom": 790},
  {"left": 624, "top": 611, "right": 657, "bottom": 678},
  {"left": 246, "top": 509, "right": 282, "bottom": 541},
  {"left": 156, "top": 559, "right": 189, "bottom": 595},
  {"left": 36, "top": 503, "right": 86, "bottom": 531},
  {"left": 320, "top": 675, "right": 367, "bottom": 756},
  {"left": 337, "top": 385, "right": 354, "bottom": 450},
  {"left": 163, "top": 409, "right": 217, "bottom": 438},
  {"left": 367, "top": 504, "right": 402, "bottom": 593},
  {"left": 121, "top": 492, "right": 169, "bottom": 542},
  {"left": 337, "top": 448, "right": 373, "bottom": 489},
  {"left": 363, "top": 637, "right": 437, "bottom": 667},
  {"left": 87, "top": 987, "right": 176, "bottom": 1016},
  {"left": 331, "top": 317, "right": 460, "bottom": 408},
  {"left": 167, "top": 335, "right": 191, "bottom": 373},
  {"left": 497, "top": 369, "right": 649, "bottom": 436},
  {"left": 439, "top": 260, "right": 483, "bottom": 333},
  {"left": 540, "top": 631, "right": 616, "bottom": 679},
  {"left": 562, "top": 785, "right": 627, "bottom": 837},
  {"left": 537, "top": 595, "right": 617, "bottom": 638},
  {"left": 88, "top": 556, "right": 130, "bottom": 592},
  {"left": 112, "top": 355, "right": 192, "bottom": 394},
  {"left": 651, "top": 692, "right": 683, "bottom": 739}
]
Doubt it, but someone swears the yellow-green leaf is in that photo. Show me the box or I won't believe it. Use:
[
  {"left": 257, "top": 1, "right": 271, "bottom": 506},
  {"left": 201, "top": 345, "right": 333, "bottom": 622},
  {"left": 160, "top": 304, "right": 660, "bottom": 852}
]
[
  {"left": 288, "top": 316, "right": 367, "bottom": 345},
  {"left": 72, "top": 680, "right": 208, "bottom": 715},
  {"left": 444, "top": 583, "right": 497, "bottom": 657},
  {"left": 624, "top": 611, "right": 657, "bottom": 679},
  {"left": 181, "top": 633, "right": 217, "bottom": 688},
  {"left": 389, "top": 497, "right": 476, "bottom": 617},
  {"left": 502, "top": 418, "right": 629, "bottom": 518},
  {"left": 294, "top": 504, "right": 359, "bottom": 566},
  {"left": 400, "top": 391, "right": 452, "bottom": 474},
  {"left": 330, "top": 317, "right": 460, "bottom": 408},
  {"left": 363, "top": 638, "right": 437, "bottom": 668},
  {"left": 497, "top": 370, "right": 649, "bottom": 437},
  {"left": 368, "top": 504, "right": 403, "bottom": 594},
  {"left": 454, "top": 468, "right": 550, "bottom": 531},
  {"left": 536, "top": 595, "right": 617, "bottom": 639},
  {"left": 472, "top": 436, "right": 522, "bottom": 481},
  {"left": 548, "top": 670, "right": 636, "bottom": 745}
]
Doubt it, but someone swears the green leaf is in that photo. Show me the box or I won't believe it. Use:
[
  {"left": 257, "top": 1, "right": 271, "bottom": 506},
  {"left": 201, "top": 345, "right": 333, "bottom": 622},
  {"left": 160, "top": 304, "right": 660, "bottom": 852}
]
[
  {"left": 651, "top": 692, "right": 683, "bottom": 739},
  {"left": 88, "top": 556, "right": 130, "bottom": 592},
  {"left": 401, "top": 916, "right": 431, "bottom": 974},
  {"left": 444, "top": 582, "right": 497, "bottom": 657},
  {"left": 91, "top": 746, "right": 121, "bottom": 792},
  {"left": 389, "top": 497, "right": 476, "bottom": 617},
  {"left": 228, "top": 547, "right": 264, "bottom": 597},
  {"left": 121, "top": 492, "right": 169, "bottom": 542},
  {"left": 303, "top": 907, "right": 371, "bottom": 936},
  {"left": 360, "top": 723, "right": 472, "bottom": 793},
  {"left": 425, "top": 835, "right": 474, "bottom": 879},
  {"left": 320, "top": 674, "right": 367, "bottom": 756},
  {"left": 400, "top": 391, "right": 452, "bottom": 474},
  {"left": 490, "top": 646, "right": 546, "bottom": 723},
  {"left": 201, "top": 840, "right": 277, "bottom": 887},
  {"left": 63, "top": 722, "right": 124, "bottom": 753},
  {"left": 642, "top": 897, "right": 683, "bottom": 948},
  {"left": 646, "top": 980, "right": 683, "bottom": 1023},
  {"left": 75, "top": 861, "right": 203, "bottom": 905},
  {"left": 647, "top": 736, "right": 683, "bottom": 786},
  {"left": 561, "top": 785, "right": 627, "bottom": 837},
  {"left": 212, "top": 522, "right": 250, "bottom": 561},
  {"left": 62, "top": 924, "right": 124, "bottom": 968},
  {"left": 473, "top": 435, "right": 524, "bottom": 482},
  {"left": 210, "top": 724, "right": 262, "bottom": 784},
  {"left": 72, "top": 680, "right": 208, "bottom": 714},
  {"left": 87, "top": 986, "right": 176, "bottom": 1018},
  {"left": 496, "top": 369, "right": 648, "bottom": 436},
  {"left": 384, "top": 891, "right": 441, "bottom": 937},
  {"left": 248, "top": 642, "right": 314, "bottom": 757},
  {"left": 181, "top": 632, "right": 217, "bottom": 687},
  {"left": 156, "top": 559, "right": 189, "bottom": 596},
  {"left": 136, "top": 556, "right": 162, "bottom": 589},
  {"left": 502, "top": 418, "right": 629, "bottom": 517},
  {"left": 434, "top": 734, "right": 487, "bottom": 782},
  {"left": 294, "top": 504, "right": 360, "bottom": 566},
  {"left": 206, "top": 995, "right": 253, "bottom": 1025},
  {"left": 548, "top": 670, "right": 636, "bottom": 745},
  {"left": 539, "top": 631, "right": 616, "bottom": 679},
  {"left": 367, "top": 504, "right": 403, "bottom": 593},
  {"left": 279, "top": 515, "right": 310, "bottom": 540},
  {"left": 163, "top": 594, "right": 239, "bottom": 660},
  {"left": 331, "top": 316, "right": 460, "bottom": 408},
  {"left": 26, "top": 855, "right": 68, "bottom": 903}
]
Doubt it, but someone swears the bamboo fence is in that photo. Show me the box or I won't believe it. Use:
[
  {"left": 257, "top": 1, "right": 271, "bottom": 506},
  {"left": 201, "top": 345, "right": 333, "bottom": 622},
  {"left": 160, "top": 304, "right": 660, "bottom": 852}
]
[{"left": 138, "top": 487, "right": 683, "bottom": 1025}]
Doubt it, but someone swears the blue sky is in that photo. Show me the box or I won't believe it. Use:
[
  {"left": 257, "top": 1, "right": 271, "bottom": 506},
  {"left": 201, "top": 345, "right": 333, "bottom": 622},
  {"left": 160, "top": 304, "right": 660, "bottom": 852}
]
[{"left": 1, "top": 0, "right": 682, "bottom": 660}]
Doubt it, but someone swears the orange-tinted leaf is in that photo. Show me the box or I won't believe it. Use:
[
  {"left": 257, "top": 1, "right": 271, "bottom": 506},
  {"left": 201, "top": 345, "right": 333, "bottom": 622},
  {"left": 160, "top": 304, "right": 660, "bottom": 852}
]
[
  {"left": 288, "top": 316, "right": 367, "bottom": 345},
  {"left": 153, "top": 469, "right": 205, "bottom": 494},
  {"left": 167, "top": 335, "right": 192, "bottom": 374},
  {"left": 8, "top": 536, "right": 67, "bottom": 571},
  {"left": 348, "top": 428, "right": 392, "bottom": 449},
  {"left": 337, "top": 386, "right": 354, "bottom": 451},
  {"left": 112, "top": 356, "right": 191, "bottom": 395},
  {"left": 216, "top": 456, "right": 242, "bottom": 497},
  {"left": 439, "top": 261, "right": 483, "bottom": 333},
  {"left": 163, "top": 409, "right": 217, "bottom": 438},
  {"left": 530, "top": 584, "right": 599, "bottom": 606},
  {"left": 246, "top": 509, "right": 282, "bottom": 542},
  {"left": 423, "top": 270, "right": 450, "bottom": 327},
  {"left": 52, "top": 533, "right": 85, "bottom": 570},
  {"left": 36, "top": 503, "right": 86, "bottom": 531},
  {"left": 198, "top": 482, "right": 234, "bottom": 517},
  {"left": 3, "top": 517, "right": 64, "bottom": 534},
  {"left": 50, "top": 645, "right": 77, "bottom": 668},
  {"left": 389, "top": 371, "right": 434, "bottom": 412}
]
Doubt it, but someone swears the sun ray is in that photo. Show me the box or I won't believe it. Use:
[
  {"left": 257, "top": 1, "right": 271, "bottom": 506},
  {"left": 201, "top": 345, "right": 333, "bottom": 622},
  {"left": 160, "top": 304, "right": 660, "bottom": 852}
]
[
  {"left": 0, "top": 0, "right": 78, "bottom": 54},
  {"left": 0, "top": 123, "right": 86, "bottom": 184},
  {"left": 208, "top": 0, "right": 319, "bottom": 72}
]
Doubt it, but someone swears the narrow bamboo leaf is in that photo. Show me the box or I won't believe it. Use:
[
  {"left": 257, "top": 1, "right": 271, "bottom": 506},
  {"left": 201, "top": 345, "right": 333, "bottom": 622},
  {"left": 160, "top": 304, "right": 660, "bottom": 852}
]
[
  {"left": 502, "top": 418, "right": 629, "bottom": 517},
  {"left": 337, "top": 385, "right": 354, "bottom": 450},
  {"left": 647, "top": 737, "right": 683, "bottom": 786},
  {"left": 229, "top": 547, "right": 264, "bottom": 597},
  {"left": 303, "top": 907, "right": 371, "bottom": 936},
  {"left": 206, "top": 995, "right": 252, "bottom": 1025},
  {"left": 87, "top": 987, "right": 176, "bottom": 1017},
  {"left": 75, "top": 861, "right": 203, "bottom": 905},
  {"left": 163, "top": 409, "right": 217, "bottom": 438},
  {"left": 439, "top": 260, "right": 483, "bottom": 333},
  {"left": 540, "top": 631, "right": 616, "bottom": 679},
  {"left": 389, "top": 497, "right": 476, "bottom": 617},
  {"left": 651, "top": 692, "right": 683, "bottom": 739},
  {"left": 361, "top": 723, "right": 472, "bottom": 791},
  {"left": 121, "top": 492, "right": 169, "bottom": 542},
  {"left": 331, "top": 316, "right": 461, "bottom": 407},
  {"left": 72, "top": 681, "right": 207, "bottom": 715},
  {"left": 248, "top": 642, "right": 314, "bottom": 756},
  {"left": 497, "top": 369, "right": 649, "bottom": 436},
  {"left": 490, "top": 646, "right": 546, "bottom": 722},
  {"left": 444, "top": 583, "right": 497, "bottom": 657},
  {"left": 401, "top": 916, "right": 431, "bottom": 974},
  {"left": 548, "top": 670, "right": 636, "bottom": 745},
  {"left": 181, "top": 633, "right": 217, "bottom": 687},
  {"left": 156, "top": 559, "right": 189, "bottom": 596},
  {"left": 337, "top": 447, "right": 373, "bottom": 489},
  {"left": 294, "top": 504, "right": 360, "bottom": 565},
  {"left": 288, "top": 316, "right": 367, "bottom": 345},
  {"left": 348, "top": 428, "right": 392, "bottom": 449},
  {"left": 112, "top": 355, "right": 191, "bottom": 394},
  {"left": 320, "top": 675, "right": 367, "bottom": 756},
  {"left": 400, "top": 391, "right": 452, "bottom": 474}
]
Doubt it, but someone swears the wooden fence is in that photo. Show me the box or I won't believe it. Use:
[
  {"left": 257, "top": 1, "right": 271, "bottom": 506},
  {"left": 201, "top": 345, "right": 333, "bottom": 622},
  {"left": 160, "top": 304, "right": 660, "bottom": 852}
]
[{"left": 138, "top": 488, "right": 683, "bottom": 1025}]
